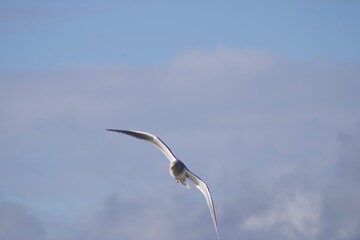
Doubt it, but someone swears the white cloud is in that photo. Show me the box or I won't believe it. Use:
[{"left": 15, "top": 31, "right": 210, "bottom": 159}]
[{"left": 242, "top": 192, "right": 321, "bottom": 240}]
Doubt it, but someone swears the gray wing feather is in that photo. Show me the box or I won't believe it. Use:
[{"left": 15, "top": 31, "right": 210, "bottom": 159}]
[
  {"left": 106, "top": 129, "right": 177, "bottom": 162},
  {"left": 186, "top": 170, "right": 220, "bottom": 240}
]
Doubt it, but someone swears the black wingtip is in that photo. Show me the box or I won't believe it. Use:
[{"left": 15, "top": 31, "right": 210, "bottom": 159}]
[{"left": 106, "top": 129, "right": 119, "bottom": 132}]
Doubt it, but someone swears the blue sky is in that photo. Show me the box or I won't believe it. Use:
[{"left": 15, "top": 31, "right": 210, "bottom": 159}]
[
  {"left": 1, "top": 1, "right": 360, "bottom": 240},
  {"left": 1, "top": 1, "right": 360, "bottom": 70}
]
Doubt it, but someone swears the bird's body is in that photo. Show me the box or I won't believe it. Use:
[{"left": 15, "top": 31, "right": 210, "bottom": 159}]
[
  {"left": 107, "top": 129, "right": 220, "bottom": 240},
  {"left": 169, "top": 159, "right": 189, "bottom": 188}
]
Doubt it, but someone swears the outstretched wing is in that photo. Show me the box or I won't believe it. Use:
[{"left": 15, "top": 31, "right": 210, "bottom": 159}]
[
  {"left": 106, "top": 129, "right": 177, "bottom": 162},
  {"left": 186, "top": 169, "right": 220, "bottom": 240}
]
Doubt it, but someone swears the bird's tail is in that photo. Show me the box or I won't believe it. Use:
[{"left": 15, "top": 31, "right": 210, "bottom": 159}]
[{"left": 179, "top": 179, "right": 190, "bottom": 189}]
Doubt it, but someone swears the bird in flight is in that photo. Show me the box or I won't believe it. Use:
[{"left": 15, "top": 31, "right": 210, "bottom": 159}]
[{"left": 107, "top": 129, "right": 220, "bottom": 240}]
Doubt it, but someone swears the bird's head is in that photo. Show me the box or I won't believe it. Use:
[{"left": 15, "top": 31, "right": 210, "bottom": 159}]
[{"left": 169, "top": 160, "right": 186, "bottom": 176}]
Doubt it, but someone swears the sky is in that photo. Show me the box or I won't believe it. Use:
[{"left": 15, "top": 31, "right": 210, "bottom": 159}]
[{"left": 1, "top": 1, "right": 360, "bottom": 240}]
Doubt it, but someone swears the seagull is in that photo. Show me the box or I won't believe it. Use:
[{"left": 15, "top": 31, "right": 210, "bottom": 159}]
[{"left": 107, "top": 129, "right": 220, "bottom": 240}]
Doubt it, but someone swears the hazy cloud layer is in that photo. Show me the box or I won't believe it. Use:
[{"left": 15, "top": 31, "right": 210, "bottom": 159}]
[
  {"left": 1, "top": 48, "right": 359, "bottom": 240},
  {"left": 0, "top": 198, "right": 44, "bottom": 240}
]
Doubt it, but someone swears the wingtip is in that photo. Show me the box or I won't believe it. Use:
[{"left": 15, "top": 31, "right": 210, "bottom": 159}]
[
  {"left": 216, "top": 230, "right": 221, "bottom": 240},
  {"left": 106, "top": 129, "right": 118, "bottom": 132}
]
